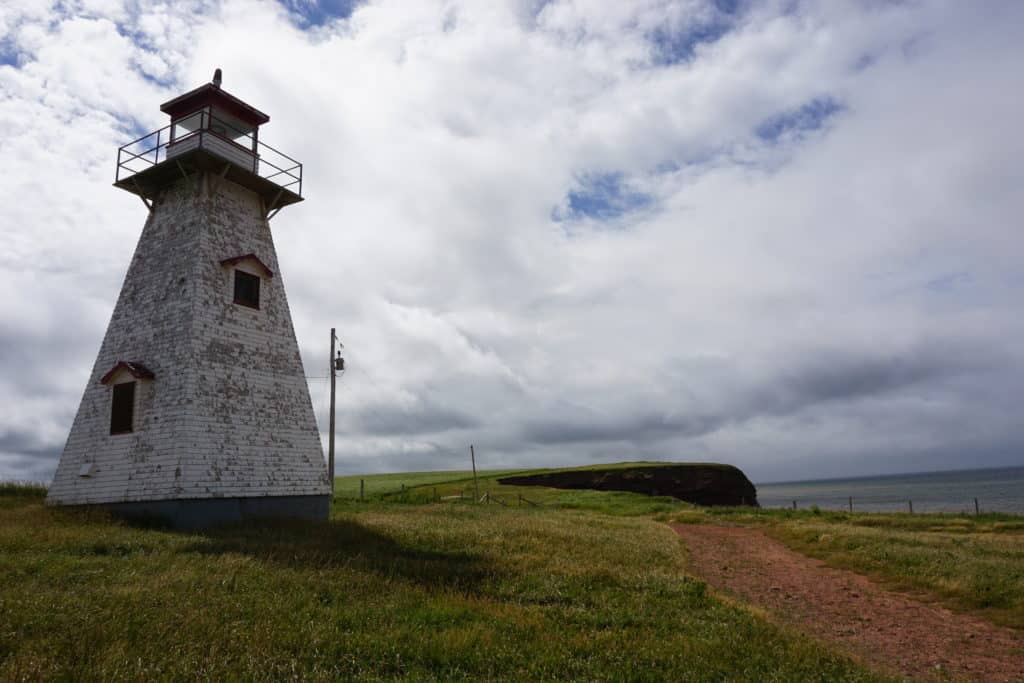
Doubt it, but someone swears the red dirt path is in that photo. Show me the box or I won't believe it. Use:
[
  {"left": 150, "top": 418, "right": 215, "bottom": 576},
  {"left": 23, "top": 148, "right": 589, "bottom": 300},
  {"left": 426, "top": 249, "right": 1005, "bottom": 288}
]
[{"left": 671, "top": 524, "right": 1024, "bottom": 682}]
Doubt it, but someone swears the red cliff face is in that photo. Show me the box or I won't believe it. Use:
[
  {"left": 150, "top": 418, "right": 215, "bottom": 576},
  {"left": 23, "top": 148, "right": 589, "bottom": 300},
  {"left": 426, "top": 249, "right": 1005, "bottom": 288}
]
[{"left": 499, "top": 464, "right": 759, "bottom": 507}]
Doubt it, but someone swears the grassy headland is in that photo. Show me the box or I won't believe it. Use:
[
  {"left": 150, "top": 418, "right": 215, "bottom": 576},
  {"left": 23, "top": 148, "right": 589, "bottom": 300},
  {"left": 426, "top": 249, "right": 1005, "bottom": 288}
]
[
  {"left": 0, "top": 483, "right": 886, "bottom": 681},
  {"left": 342, "top": 462, "right": 711, "bottom": 516},
  {"left": 362, "top": 467, "right": 1024, "bottom": 631}
]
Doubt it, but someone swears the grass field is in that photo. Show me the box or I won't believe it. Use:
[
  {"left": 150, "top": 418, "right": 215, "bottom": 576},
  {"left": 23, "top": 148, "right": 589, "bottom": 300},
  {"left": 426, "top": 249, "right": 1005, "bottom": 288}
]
[
  {"left": 0, "top": 484, "right": 887, "bottom": 681},
  {"left": 3, "top": 466, "right": 1022, "bottom": 679},
  {"left": 334, "top": 462, "right": 682, "bottom": 501},
  {"left": 379, "top": 467, "right": 1024, "bottom": 631},
  {"left": 350, "top": 462, "right": 706, "bottom": 516}
]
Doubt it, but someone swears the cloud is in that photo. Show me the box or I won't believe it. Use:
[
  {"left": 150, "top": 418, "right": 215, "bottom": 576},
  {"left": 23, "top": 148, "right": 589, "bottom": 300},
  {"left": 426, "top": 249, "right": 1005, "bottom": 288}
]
[{"left": 1, "top": 0, "right": 1023, "bottom": 484}]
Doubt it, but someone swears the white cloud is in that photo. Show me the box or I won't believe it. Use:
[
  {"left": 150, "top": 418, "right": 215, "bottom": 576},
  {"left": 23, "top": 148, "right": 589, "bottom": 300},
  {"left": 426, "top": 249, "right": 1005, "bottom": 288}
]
[{"left": 1, "top": 0, "right": 1022, "bottom": 483}]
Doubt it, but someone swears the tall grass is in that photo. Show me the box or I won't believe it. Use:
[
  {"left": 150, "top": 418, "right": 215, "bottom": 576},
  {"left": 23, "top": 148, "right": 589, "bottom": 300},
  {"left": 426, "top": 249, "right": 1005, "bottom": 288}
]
[{"left": 0, "top": 482, "right": 47, "bottom": 495}]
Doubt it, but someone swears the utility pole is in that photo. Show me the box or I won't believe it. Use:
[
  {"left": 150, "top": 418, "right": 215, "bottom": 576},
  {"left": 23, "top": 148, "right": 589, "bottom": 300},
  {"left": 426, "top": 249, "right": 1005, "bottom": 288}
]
[
  {"left": 470, "top": 444, "right": 479, "bottom": 503},
  {"left": 328, "top": 327, "right": 337, "bottom": 494}
]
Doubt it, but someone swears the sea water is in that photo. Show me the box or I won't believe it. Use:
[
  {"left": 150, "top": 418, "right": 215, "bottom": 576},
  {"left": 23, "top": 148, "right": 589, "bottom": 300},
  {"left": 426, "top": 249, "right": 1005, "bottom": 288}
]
[{"left": 756, "top": 466, "right": 1024, "bottom": 514}]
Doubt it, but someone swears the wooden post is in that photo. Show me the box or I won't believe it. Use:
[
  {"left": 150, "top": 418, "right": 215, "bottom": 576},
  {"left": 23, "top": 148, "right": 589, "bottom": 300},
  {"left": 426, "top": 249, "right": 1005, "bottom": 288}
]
[
  {"left": 975, "top": 498, "right": 980, "bottom": 515},
  {"left": 908, "top": 500, "right": 913, "bottom": 514},
  {"left": 470, "top": 444, "right": 479, "bottom": 504},
  {"left": 433, "top": 487, "right": 438, "bottom": 502},
  {"left": 328, "top": 328, "right": 336, "bottom": 494},
  {"left": 792, "top": 500, "right": 797, "bottom": 510},
  {"left": 360, "top": 478, "right": 364, "bottom": 501},
  {"left": 519, "top": 494, "right": 522, "bottom": 507},
  {"left": 848, "top": 496, "right": 853, "bottom": 513}
]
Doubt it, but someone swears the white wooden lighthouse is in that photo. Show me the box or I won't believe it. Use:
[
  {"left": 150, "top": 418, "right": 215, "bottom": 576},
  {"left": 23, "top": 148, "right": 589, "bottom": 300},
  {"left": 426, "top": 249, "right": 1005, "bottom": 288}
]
[{"left": 46, "top": 71, "right": 331, "bottom": 527}]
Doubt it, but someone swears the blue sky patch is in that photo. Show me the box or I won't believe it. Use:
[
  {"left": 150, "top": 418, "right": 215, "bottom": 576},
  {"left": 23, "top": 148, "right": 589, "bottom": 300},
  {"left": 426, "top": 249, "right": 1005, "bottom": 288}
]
[
  {"left": 277, "top": 0, "right": 361, "bottom": 27},
  {"left": 647, "top": 0, "right": 742, "bottom": 65},
  {"left": 556, "top": 173, "right": 653, "bottom": 222},
  {"left": 649, "top": 21, "right": 731, "bottom": 65},
  {"left": 0, "top": 39, "right": 19, "bottom": 67},
  {"left": 755, "top": 97, "right": 844, "bottom": 143}
]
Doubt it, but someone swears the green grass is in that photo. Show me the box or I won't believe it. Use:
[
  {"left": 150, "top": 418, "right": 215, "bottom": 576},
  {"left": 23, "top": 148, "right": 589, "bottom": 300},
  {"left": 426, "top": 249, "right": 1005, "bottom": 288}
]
[
  {"left": 668, "top": 506, "right": 1024, "bottom": 630},
  {"left": 354, "top": 462, "right": 711, "bottom": 516},
  {"left": 0, "top": 489, "right": 887, "bottom": 681},
  {"left": 332, "top": 470, "right": 519, "bottom": 499},
  {"left": 333, "top": 461, "right": 691, "bottom": 501},
  {"left": 0, "top": 482, "right": 47, "bottom": 497}
]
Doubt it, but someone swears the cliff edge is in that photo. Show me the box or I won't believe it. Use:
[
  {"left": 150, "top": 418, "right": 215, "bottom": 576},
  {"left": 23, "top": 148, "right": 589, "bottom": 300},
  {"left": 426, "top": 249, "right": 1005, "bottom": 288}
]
[{"left": 498, "top": 463, "right": 758, "bottom": 507}]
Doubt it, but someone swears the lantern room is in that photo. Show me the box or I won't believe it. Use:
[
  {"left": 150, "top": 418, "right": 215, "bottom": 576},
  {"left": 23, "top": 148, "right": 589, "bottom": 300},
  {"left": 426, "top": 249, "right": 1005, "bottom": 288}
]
[
  {"left": 161, "top": 76, "right": 269, "bottom": 171},
  {"left": 114, "top": 70, "right": 303, "bottom": 217}
]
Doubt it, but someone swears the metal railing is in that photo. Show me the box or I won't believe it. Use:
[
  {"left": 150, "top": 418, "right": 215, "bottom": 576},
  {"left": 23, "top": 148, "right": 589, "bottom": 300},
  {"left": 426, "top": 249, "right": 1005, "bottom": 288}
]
[{"left": 115, "top": 106, "right": 303, "bottom": 196}]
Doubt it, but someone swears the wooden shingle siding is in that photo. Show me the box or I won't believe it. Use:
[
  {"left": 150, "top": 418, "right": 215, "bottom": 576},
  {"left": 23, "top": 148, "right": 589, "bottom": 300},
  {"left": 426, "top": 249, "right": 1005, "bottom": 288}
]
[{"left": 47, "top": 176, "right": 329, "bottom": 506}]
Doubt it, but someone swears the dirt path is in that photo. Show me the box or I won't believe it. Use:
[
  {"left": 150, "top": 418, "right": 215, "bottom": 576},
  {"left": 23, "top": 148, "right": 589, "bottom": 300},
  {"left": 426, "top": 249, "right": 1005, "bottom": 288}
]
[{"left": 672, "top": 524, "right": 1024, "bottom": 682}]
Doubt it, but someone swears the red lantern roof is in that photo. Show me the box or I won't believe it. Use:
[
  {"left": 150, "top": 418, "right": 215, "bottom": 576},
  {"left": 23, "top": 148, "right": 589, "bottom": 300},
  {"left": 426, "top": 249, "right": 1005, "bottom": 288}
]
[{"left": 160, "top": 83, "right": 269, "bottom": 127}]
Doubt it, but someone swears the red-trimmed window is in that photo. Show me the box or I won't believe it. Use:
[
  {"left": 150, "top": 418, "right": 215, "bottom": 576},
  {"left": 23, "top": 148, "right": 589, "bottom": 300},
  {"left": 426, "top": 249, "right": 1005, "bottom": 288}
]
[
  {"left": 233, "top": 270, "right": 261, "bottom": 309},
  {"left": 110, "top": 382, "right": 135, "bottom": 434}
]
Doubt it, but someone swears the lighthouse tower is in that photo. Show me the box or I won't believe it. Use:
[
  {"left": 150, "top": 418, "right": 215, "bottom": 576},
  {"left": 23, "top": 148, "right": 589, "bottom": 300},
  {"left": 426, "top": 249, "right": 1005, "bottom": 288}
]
[{"left": 47, "top": 71, "right": 331, "bottom": 528}]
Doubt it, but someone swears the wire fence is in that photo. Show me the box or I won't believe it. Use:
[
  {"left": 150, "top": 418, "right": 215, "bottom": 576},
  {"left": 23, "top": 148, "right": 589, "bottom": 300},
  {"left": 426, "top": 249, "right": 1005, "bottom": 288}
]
[{"left": 761, "top": 495, "right": 1006, "bottom": 515}]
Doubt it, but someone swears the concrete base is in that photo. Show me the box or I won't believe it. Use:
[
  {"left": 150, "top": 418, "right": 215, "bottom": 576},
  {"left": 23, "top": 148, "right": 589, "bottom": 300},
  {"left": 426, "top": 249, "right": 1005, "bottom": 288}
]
[{"left": 80, "top": 494, "right": 329, "bottom": 530}]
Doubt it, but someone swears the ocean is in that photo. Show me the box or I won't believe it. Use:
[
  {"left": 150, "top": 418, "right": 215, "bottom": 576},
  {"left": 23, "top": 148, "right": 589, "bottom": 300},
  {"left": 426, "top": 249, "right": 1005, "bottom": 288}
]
[{"left": 755, "top": 466, "right": 1024, "bottom": 514}]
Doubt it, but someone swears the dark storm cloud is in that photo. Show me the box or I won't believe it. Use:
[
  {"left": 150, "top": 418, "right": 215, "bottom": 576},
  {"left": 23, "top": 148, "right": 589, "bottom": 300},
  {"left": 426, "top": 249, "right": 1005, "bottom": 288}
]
[
  {"left": 0, "top": 428, "right": 61, "bottom": 482},
  {"left": 351, "top": 399, "right": 480, "bottom": 436},
  {"left": 747, "top": 343, "right": 998, "bottom": 418},
  {"left": 333, "top": 450, "right": 472, "bottom": 476},
  {"left": 522, "top": 341, "right": 1005, "bottom": 448},
  {"left": 524, "top": 411, "right": 725, "bottom": 446},
  {"left": 0, "top": 428, "right": 60, "bottom": 459}
]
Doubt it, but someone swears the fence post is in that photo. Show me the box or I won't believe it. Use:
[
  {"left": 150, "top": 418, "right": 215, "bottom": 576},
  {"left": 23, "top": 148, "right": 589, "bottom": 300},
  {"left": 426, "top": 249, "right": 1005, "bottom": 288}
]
[
  {"left": 433, "top": 487, "right": 438, "bottom": 503},
  {"left": 360, "top": 479, "right": 364, "bottom": 502},
  {"left": 519, "top": 494, "right": 522, "bottom": 507},
  {"left": 974, "top": 498, "right": 980, "bottom": 515},
  {"left": 908, "top": 500, "right": 913, "bottom": 514},
  {"left": 848, "top": 496, "right": 853, "bottom": 513},
  {"left": 792, "top": 500, "right": 797, "bottom": 510}
]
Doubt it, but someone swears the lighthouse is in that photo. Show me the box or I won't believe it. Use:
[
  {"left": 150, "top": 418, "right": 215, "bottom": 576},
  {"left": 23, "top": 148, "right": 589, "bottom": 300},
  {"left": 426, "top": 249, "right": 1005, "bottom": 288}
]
[{"left": 46, "top": 71, "right": 331, "bottom": 528}]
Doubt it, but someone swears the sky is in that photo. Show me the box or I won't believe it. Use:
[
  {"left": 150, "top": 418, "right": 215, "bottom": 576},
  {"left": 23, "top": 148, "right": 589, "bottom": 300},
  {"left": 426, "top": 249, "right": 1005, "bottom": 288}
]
[{"left": 1, "top": 0, "right": 1022, "bottom": 485}]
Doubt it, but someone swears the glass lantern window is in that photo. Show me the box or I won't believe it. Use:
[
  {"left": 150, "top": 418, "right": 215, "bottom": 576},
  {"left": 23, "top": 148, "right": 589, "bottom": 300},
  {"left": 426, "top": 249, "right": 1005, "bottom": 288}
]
[
  {"left": 171, "top": 110, "right": 206, "bottom": 141},
  {"left": 208, "top": 110, "right": 255, "bottom": 149}
]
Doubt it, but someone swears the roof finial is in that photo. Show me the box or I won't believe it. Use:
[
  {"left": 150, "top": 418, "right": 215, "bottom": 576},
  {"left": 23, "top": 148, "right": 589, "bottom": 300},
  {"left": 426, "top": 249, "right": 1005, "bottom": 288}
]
[{"left": 212, "top": 68, "right": 222, "bottom": 89}]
